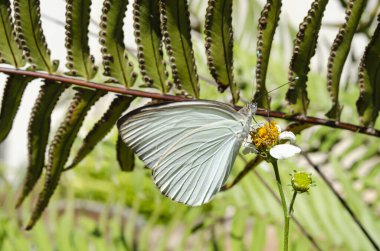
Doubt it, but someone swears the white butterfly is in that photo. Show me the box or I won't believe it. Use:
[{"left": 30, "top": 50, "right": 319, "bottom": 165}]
[{"left": 117, "top": 100, "right": 257, "bottom": 206}]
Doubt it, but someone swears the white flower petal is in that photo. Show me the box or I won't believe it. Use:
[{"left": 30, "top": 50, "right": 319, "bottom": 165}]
[
  {"left": 269, "top": 144, "right": 301, "bottom": 159},
  {"left": 276, "top": 124, "right": 282, "bottom": 133},
  {"left": 279, "top": 131, "right": 296, "bottom": 144}
]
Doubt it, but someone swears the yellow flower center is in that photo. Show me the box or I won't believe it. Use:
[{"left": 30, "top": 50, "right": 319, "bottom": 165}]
[{"left": 250, "top": 121, "right": 280, "bottom": 151}]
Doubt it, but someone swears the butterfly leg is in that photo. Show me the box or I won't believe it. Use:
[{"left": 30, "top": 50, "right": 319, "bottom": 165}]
[{"left": 242, "top": 137, "right": 258, "bottom": 155}]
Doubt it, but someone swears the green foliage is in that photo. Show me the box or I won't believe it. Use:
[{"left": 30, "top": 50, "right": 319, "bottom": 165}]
[
  {"left": 68, "top": 95, "right": 135, "bottom": 170},
  {"left": 0, "top": 124, "right": 379, "bottom": 250},
  {"left": 0, "top": 0, "right": 25, "bottom": 68},
  {"left": 326, "top": 0, "right": 367, "bottom": 120},
  {"left": 13, "top": 0, "right": 58, "bottom": 72},
  {"left": 0, "top": 75, "right": 32, "bottom": 142},
  {"left": 100, "top": 0, "right": 137, "bottom": 87},
  {"left": 133, "top": 0, "right": 169, "bottom": 92},
  {"left": 205, "top": 0, "right": 238, "bottom": 104},
  {"left": 356, "top": 14, "right": 380, "bottom": 127},
  {"left": 160, "top": 0, "right": 200, "bottom": 97},
  {"left": 16, "top": 81, "right": 68, "bottom": 208},
  {"left": 65, "top": 0, "right": 97, "bottom": 79},
  {"left": 0, "top": 1, "right": 378, "bottom": 249},
  {"left": 299, "top": 127, "right": 380, "bottom": 250},
  {"left": 286, "top": 0, "right": 329, "bottom": 114},
  {"left": 116, "top": 135, "right": 135, "bottom": 172},
  {"left": 254, "top": 0, "right": 282, "bottom": 108},
  {"left": 27, "top": 88, "right": 105, "bottom": 229}
]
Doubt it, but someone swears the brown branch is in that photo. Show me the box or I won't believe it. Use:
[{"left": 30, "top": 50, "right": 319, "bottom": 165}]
[{"left": 1, "top": 67, "right": 379, "bottom": 138}]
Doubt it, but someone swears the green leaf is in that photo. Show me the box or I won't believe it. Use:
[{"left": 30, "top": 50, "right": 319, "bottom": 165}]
[
  {"left": 285, "top": 0, "right": 329, "bottom": 114},
  {"left": 326, "top": 0, "right": 367, "bottom": 120},
  {"left": 251, "top": 219, "right": 267, "bottom": 251},
  {"left": 67, "top": 95, "right": 134, "bottom": 169},
  {"left": 31, "top": 223, "right": 53, "bottom": 251},
  {"left": 116, "top": 135, "right": 135, "bottom": 172},
  {"left": 26, "top": 88, "right": 105, "bottom": 229},
  {"left": 133, "top": 0, "right": 169, "bottom": 92},
  {"left": 0, "top": 74, "right": 32, "bottom": 142},
  {"left": 286, "top": 122, "right": 314, "bottom": 135},
  {"left": 160, "top": 0, "right": 199, "bottom": 98},
  {"left": 0, "top": 0, "right": 25, "bottom": 68},
  {"left": 100, "top": 0, "right": 137, "bottom": 87},
  {"left": 356, "top": 14, "right": 380, "bottom": 127},
  {"left": 15, "top": 80, "right": 68, "bottom": 208},
  {"left": 231, "top": 210, "right": 248, "bottom": 250},
  {"left": 253, "top": 0, "right": 282, "bottom": 108},
  {"left": 13, "top": 0, "right": 58, "bottom": 72},
  {"left": 65, "top": 0, "right": 97, "bottom": 79},
  {"left": 204, "top": 0, "right": 238, "bottom": 104}
]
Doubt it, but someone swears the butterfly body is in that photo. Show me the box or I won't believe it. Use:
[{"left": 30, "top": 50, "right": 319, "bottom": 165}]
[{"left": 117, "top": 101, "right": 256, "bottom": 206}]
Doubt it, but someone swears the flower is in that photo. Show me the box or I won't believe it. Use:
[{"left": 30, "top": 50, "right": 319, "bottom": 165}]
[
  {"left": 291, "top": 171, "right": 313, "bottom": 193},
  {"left": 243, "top": 121, "right": 301, "bottom": 160}
]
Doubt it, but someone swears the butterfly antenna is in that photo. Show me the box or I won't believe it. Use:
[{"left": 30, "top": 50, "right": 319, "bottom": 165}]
[
  {"left": 254, "top": 76, "right": 299, "bottom": 103},
  {"left": 251, "top": 76, "right": 299, "bottom": 121},
  {"left": 252, "top": 49, "right": 299, "bottom": 103},
  {"left": 252, "top": 50, "right": 298, "bottom": 118}
]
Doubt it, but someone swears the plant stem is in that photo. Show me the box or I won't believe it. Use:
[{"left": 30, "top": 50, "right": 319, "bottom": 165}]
[
  {"left": 288, "top": 191, "right": 297, "bottom": 216},
  {"left": 272, "top": 160, "right": 288, "bottom": 251},
  {"left": 285, "top": 191, "right": 298, "bottom": 251}
]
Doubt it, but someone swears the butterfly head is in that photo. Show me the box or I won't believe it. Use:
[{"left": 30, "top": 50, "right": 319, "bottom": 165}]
[
  {"left": 239, "top": 102, "right": 257, "bottom": 118},
  {"left": 248, "top": 102, "right": 257, "bottom": 116}
]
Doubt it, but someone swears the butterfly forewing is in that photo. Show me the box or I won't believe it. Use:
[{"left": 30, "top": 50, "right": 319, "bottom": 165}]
[{"left": 117, "top": 101, "right": 252, "bottom": 206}]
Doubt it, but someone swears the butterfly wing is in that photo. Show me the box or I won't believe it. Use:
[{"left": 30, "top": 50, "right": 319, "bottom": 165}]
[
  {"left": 117, "top": 101, "right": 251, "bottom": 205},
  {"left": 152, "top": 119, "right": 247, "bottom": 205}
]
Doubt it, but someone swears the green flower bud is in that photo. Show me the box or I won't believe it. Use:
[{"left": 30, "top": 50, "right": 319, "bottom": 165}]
[{"left": 291, "top": 171, "right": 313, "bottom": 193}]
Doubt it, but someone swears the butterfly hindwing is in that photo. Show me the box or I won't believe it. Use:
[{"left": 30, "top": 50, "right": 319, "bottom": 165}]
[
  {"left": 152, "top": 119, "right": 245, "bottom": 205},
  {"left": 117, "top": 101, "right": 251, "bottom": 205}
]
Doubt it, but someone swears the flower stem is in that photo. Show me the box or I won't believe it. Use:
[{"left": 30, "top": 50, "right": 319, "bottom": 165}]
[
  {"left": 272, "top": 160, "right": 288, "bottom": 251},
  {"left": 284, "top": 191, "right": 297, "bottom": 251},
  {"left": 288, "top": 191, "right": 297, "bottom": 216}
]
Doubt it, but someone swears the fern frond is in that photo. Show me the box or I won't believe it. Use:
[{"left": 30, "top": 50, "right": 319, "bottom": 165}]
[
  {"left": 100, "top": 0, "right": 137, "bottom": 87},
  {"left": 13, "top": 0, "right": 58, "bottom": 72},
  {"left": 116, "top": 135, "right": 135, "bottom": 172},
  {"left": 15, "top": 81, "right": 68, "bottom": 208},
  {"left": 0, "top": 0, "right": 25, "bottom": 68},
  {"left": 67, "top": 95, "right": 134, "bottom": 170},
  {"left": 285, "top": 0, "right": 329, "bottom": 114},
  {"left": 65, "top": 0, "right": 97, "bottom": 79},
  {"left": 0, "top": 74, "right": 32, "bottom": 142},
  {"left": 160, "top": 0, "right": 199, "bottom": 97},
  {"left": 356, "top": 14, "right": 380, "bottom": 127},
  {"left": 133, "top": 0, "right": 169, "bottom": 92},
  {"left": 26, "top": 88, "right": 105, "bottom": 229},
  {"left": 326, "top": 0, "right": 367, "bottom": 120},
  {"left": 204, "top": 0, "right": 238, "bottom": 104},
  {"left": 254, "top": 0, "right": 282, "bottom": 108},
  {"left": 231, "top": 210, "right": 249, "bottom": 250}
]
